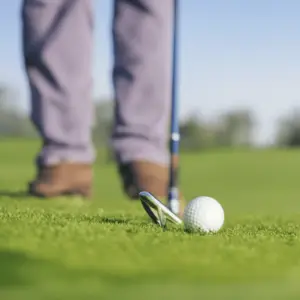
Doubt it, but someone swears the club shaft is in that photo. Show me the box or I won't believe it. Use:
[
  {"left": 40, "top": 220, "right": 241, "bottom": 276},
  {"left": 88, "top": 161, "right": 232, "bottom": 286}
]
[{"left": 168, "top": 0, "right": 180, "bottom": 214}]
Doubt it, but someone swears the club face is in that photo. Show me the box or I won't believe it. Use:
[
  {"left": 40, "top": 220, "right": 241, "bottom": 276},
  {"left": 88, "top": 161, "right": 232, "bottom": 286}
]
[
  {"left": 140, "top": 200, "right": 164, "bottom": 227},
  {"left": 139, "top": 191, "right": 182, "bottom": 227}
]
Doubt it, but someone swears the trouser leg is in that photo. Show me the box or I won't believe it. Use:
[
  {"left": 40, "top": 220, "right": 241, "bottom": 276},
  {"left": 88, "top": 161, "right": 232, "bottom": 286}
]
[
  {"left": 22, "top": 0, "right": 94, "bottom": 166},
  {"left": 112, "top": 0, "right": 173, "bottom": 165}
]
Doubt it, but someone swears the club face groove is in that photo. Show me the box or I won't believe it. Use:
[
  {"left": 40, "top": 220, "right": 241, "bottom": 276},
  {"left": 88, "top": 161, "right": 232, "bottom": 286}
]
[{"left": 157, "top": 207, "right": 167, "bottom": 228}]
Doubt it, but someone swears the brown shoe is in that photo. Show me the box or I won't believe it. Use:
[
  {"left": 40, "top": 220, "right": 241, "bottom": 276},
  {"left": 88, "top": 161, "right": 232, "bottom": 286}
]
[
  {"left": 28, "top": 163, "right": 93, "bottom": 198},
  {"left": 117, "top": 161, "right": 185, "bottom": 216}
]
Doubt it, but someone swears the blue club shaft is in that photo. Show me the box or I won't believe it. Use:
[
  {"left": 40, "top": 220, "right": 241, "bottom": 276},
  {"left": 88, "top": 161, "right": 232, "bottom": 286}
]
[{"left": 168, "top": 0, "right": 180, "bottom": 215}]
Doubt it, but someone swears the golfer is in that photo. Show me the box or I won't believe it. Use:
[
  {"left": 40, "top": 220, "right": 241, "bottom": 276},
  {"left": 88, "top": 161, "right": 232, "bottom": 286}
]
[{"left": 22, "top": 0, "right": 183, "bottom": 212}]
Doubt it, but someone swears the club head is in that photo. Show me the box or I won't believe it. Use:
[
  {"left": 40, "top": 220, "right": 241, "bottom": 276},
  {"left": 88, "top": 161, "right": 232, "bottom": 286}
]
[{"left": 139, "top": 191, "right": 182, "bottom": 228}]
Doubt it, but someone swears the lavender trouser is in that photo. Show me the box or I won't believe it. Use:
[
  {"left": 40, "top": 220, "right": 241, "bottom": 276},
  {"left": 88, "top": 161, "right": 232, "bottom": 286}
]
[{"left": 21, "top": 0, "right": 173, "bottom": 166}]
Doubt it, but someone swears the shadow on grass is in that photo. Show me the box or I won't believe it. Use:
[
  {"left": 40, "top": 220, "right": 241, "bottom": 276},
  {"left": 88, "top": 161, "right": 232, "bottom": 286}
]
[
  {"left": 0, "top": 190, "right": 89, "bottom": 202},
  {"left": 0, "top": 190, "right": 29, "bottom": 199},
  {"left": 0, "top": 249, "right": 96, "bottom": 287},
  {"left": 0, "top": 250, "right": 68, "bottom": 287},
  {"left": 0, "top": 250, "right": 31, "bottom": 287},
  {"left": 0, "top": 249, "right": 148, "bottom": 288},
  {"left": 0, "top": 248, "right": 215, "bottom": 297}
]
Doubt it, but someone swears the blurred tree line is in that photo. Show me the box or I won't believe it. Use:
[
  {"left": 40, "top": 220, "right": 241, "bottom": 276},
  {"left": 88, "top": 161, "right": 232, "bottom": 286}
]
[{"left": 1, "top": 84, "right": 300, "bottom": 150}]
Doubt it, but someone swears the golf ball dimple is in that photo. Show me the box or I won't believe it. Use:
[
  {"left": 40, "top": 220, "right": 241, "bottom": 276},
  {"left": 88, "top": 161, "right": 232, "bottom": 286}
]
[{"left": 183, "top": 196, "right": 224, "bottom": 233}]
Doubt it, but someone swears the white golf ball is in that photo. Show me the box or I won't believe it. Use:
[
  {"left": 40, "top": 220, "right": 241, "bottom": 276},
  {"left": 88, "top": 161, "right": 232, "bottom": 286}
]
[{"left": 183, "top": 196, "right": 224, "bottom": 233}]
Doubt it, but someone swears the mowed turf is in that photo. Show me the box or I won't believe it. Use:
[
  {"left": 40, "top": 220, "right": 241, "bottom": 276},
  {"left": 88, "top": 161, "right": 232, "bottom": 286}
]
[{"left": 1, "top": 139, "right": 300, "bottom": 299}]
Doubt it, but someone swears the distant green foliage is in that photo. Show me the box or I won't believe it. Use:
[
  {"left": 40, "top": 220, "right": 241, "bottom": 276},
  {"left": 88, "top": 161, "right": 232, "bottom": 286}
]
[
  {"left": 0, "top": 85, "right": 37, "bottom": 138},
  {"left": 180, "top": 110, "right": 255, "bottom": 151},
  {"left": 275, "top": 109, "right": 300, "bottom": 147},
  {"left": 2, "top": 83, "right": 300, "bottom": 150}
]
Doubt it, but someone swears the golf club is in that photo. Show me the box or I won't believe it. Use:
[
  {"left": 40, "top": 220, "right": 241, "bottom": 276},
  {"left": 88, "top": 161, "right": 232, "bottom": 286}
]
[{"left": 140, "top": 0, "right": 181, "bottom": 225}]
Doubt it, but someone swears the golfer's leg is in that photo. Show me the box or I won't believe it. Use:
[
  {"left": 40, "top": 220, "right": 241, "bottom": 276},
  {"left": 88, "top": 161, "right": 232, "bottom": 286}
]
[
  {"left": 112, "top": 0, "right": 173, "bottom": 165},
  {"left": 22, "top": 0, "right": 94, "bottom": 166}
]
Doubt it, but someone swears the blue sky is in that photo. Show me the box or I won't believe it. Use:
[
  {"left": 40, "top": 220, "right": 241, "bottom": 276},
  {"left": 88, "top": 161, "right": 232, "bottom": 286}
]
[{"left": 1, "top": 0, "right": 300, "bottom": 144}]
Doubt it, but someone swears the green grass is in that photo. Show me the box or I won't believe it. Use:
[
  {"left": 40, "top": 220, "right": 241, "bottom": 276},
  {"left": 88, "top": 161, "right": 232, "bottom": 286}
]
[{"left": 1, "top": 139, "right": 300, "bottom": 299}]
